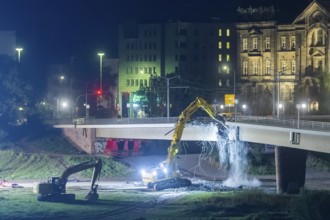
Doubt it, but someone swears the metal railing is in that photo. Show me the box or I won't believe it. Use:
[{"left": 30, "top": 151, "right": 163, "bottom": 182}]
[
  {"left": 234, "top": 116, "right": 330, "bottom": 132},
  {"left": 49, "top": 115, "right": 330, "bottom": 132}
]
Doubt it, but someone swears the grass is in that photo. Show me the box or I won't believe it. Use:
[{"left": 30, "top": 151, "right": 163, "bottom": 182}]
[
  {"left": 2, "top": 187, "right": 330, "bottom": 220},
  {"left": 0, "top": 150, "right": 135, "bottom": 180}
]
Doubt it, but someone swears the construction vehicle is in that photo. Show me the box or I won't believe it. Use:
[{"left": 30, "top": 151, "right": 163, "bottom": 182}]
[
  {"left": 33, "top": 159, "right": 102, "bottom": 202},
  {"left": 141, "top": 97, "right": 226, "bottom": 190}
]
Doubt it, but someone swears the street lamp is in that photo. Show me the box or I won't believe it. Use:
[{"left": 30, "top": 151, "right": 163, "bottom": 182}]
[
  {"left": 98, "top": 52, "right": 105, "bottom": 96},
  {"left": 16, "top": 48, "right": 23, "bottom": 63},
  {"left": 166, "top": 75, "right": 180, "bottom": 119},
  {"left": 296, "top": 103, "right": 306, "bottom": 128},
  {"left": 222, "top": 65, "right": 236, "bottom": 121}
]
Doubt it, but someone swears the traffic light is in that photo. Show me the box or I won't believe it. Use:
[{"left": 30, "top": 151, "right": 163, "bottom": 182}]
[{"left": 96, "top": 89, "right": 102, "bottom": 96}]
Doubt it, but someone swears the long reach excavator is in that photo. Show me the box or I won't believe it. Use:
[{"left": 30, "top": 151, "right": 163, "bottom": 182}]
[
  {"left": 141, "top": 97, "right": 226, "bottom": 190},
  {"left": 33, "top": 159, "right": 102, "bottom": 202}
]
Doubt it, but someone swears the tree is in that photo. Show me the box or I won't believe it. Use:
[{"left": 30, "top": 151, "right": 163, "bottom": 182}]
[{"left": 0, "top": 56, "right": 32, "bottom": 129}]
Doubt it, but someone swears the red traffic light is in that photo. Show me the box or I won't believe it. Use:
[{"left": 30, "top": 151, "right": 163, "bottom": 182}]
[{"left": 96, "top": 89, "right": 102, "bottom": 96}]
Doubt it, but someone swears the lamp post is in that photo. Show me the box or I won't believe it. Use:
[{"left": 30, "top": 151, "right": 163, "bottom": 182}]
[
  {"left": 296, "top": 103, "right": 306, "bottom": 128},
  {"left": 16, "top": 48, "right": 23, "bottom": 63},
  {"left": 166, "top": 75, "right": 180, "bottom": 119},
  {"left": 222, "top": 65, "right": 236, "bottom": 121},
  {"left": 98, "top": 52, "right": 105, "bottom": 96}
]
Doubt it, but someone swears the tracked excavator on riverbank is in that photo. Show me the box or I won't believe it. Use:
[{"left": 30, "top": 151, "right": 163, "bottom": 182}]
[
  {"left": 33, "top": 159, "right": 102, "bottom": 202},
  {"left": 141, "top": 97, "right": 227, "bottom": 190}
]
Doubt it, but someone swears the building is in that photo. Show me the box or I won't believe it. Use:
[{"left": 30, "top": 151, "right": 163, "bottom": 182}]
[
  {"left": 236, "top": 1, "right": 330, "bottom": 116},
  {"left": 0, "top": 31, "right": 17, "bottom": 59},
  {"left": 118, "top": 21, "right": 236, "bottom": 118}
]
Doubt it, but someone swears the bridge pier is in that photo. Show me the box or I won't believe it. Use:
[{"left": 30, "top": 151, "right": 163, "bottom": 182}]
[{"left": 275, "top": 146, "right": 307, "bottom": 194}]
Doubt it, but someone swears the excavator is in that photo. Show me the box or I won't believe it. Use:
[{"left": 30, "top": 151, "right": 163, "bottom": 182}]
[
  {"left": 33, "top": 159, "right": 102, "bottom": 202},
  {"left": 141, "top": 97, "right": 226, "bottom": 190}
]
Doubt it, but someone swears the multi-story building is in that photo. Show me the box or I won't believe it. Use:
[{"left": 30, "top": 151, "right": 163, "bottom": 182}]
[
  {"left": 118, "top": 21, "right": 236, "bottom": 117},
  {"left": 0, "top": 31, "right": 16, "bottom": 59},
  {"left": 236, "top": 1, "right": 330, "bottom": 115}
]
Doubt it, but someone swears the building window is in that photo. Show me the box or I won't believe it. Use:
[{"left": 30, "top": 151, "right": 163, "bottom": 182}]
[
  {"left": 226, "top": 29, "right": 230, "bottom": 36},
  {"left": 127, "top": 79, "right": 130, "bottom": 86},
  {"left": 316, "top": 29, "right": 324, "bottom": 45},
  {"left": 226, "top": 42, "right": 230, "bottom": 49},
  {"left": 265, "top": 37, "right": 270, "bottom": 50},
  {"left": 135, "top": 79, "right": 138, "bottom": 86},
  {"left": 253, "top": 38, "right": 258, "bottom": 50},
  {"left": 243, "top": 62, "right": 248, "bottom": 75},
  {"left": 290, "top": 36, "right": 296, "bottom": 49},
  {"left": 292, "top": 60, "right": 296, "bottom": 74},
  {"left": 218, "top": 29, "right": 222, "bottom": 36},
  {"left": 144, "top": 79, "right": 148, "bottom": 87},
  {"left": 140, "top": 79, "right": 143, "bottom": 87},
  {"left": 253, "top": 61, "right": 258, "bottom": 75},
  {"left": 281, "top": 36, "right": 286, "bottom": 49},
  {"left": 266, "top": 60, "right": 271, "bottom": 75},
  {"left": 131, "top": 79, "right": 134, "bottom": 86},
  {"left": 226, "top": 54, "right": 230, "bottom": 61},
  {"left": 243, "top": 38, "right": 247, "bottom": 51},
  {"left": 218, "top": 54, "right": 222, "bottom": 61},
  {"left": 281, "top": 60, "right": 287, "bottom": 73},
  {"left": 218, "top": 41, "right": 222, "bottom": 49}
]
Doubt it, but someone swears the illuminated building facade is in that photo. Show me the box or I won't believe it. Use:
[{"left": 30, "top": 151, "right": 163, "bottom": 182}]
[
  {"left": 236, "top": 1, "right": 330, "bottom": 115},
  {"left": 118, "top": 22, "right": 236, "bottom": 117}
]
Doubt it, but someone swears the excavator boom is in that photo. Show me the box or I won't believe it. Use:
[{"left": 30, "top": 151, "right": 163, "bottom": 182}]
[{"left": 142, "top": 97, "right": 226, "bottom": 190}]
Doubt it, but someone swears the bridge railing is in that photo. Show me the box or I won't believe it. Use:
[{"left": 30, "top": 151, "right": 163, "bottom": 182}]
[
  {"left": 49, "top": 117, "right": 180, "bottom": 125},
  {"left": 49, "top": 116, "right": 330, "bottom": 132},
  {"left": 235, "top": 116, "right": 330, "bottom": 132}
]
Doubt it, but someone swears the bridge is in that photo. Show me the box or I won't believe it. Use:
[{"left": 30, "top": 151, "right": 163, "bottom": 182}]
[{"left": 53, "top": 116, "right": 330, "bottom": 194}]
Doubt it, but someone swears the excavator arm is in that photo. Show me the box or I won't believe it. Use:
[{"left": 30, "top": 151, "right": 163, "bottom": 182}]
[
  {"left": 165, "top": 97, "right": 225, "bottom": 174},
  {"left": 142, "top": 97, "right": 226, "bottom": 190}
]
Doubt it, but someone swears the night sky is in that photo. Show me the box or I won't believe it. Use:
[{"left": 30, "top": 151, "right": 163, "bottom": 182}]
[{"left": 0, "top": 0, "right": 313, "bottom": 94}]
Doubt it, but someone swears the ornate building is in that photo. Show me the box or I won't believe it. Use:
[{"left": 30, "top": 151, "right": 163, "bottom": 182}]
[{"left": 236, "top": 0, "right": 330, "bottom": 116}]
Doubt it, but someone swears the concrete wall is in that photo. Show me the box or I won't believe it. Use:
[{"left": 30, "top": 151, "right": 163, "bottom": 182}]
[{"left": 62, "top": 128, "right": 95, "bottom": 154}]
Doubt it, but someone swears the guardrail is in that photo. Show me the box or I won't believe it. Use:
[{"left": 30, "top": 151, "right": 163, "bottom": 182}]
[
  {"left": 235, "top": 116, "right": 330, "bottom": 132},
  {"left": 48, "top": 116, "right": 330, "bottom": 132}
]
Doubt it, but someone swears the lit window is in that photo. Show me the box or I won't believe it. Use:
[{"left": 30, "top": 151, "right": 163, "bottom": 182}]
[
  {"left": 253, "top": 61, "right": 258, "bottom": 75},
  {"left": 226, "top": 54, "right": 230, "bottom": 61},
  {"left": 219, "top": 54, "right": 222, "bottom": 61},
  {"left": 281, "top": 60, "right": 287, "bottom": 73},
  {"left": 243, "top": 62, "right": 248, "bottom": 75},
  {"left": 218, "top": 29, "right": 222, "bottom": 36},
  {"left": 218, "top": 41, "right": 222, "bottom": 49},
  {"left": 292, "top": 60, "right": 296, "bottom": 74},
  {"left": 253, "top": 38, "right": 258, "bottom": 50},
  {"left": 290, "top": 36, "right": 296, "bottom": 49},
  {"left": 265, "top": 60, "right": 271, "bottom": 75},
  {"left": 243, "top": 38, "right": 247, "bottom": 51},
  {"left": 226, "top": 42, "right": 230, "bottom": 49},
  {"left": 316, "top": 29, "right": 324, "bottom": 45},
  {"left": 281, "top": 36, "right": 286, "bottom": 49},
  {"left": 265, "top": 37, "right": 270, "bottom": 50},
  {"left": 226, "top": 29, "right": 230, "bottom": 36}
]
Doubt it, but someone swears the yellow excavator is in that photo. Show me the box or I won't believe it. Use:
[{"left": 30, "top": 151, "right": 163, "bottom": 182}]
[
  {"left": 141, "top": 97, "right": 226, "bottom": 190},
  {"left": 33, "top": 159, "right": 102, "bottom": 202}
]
